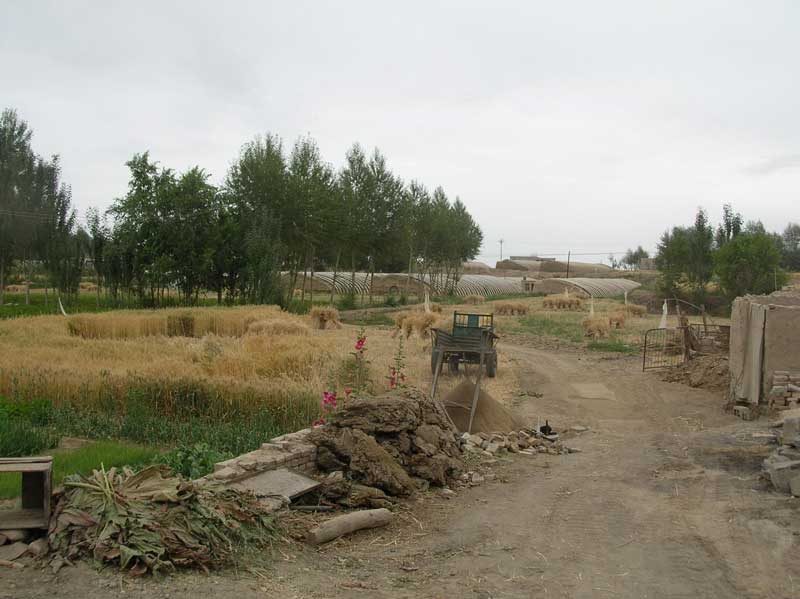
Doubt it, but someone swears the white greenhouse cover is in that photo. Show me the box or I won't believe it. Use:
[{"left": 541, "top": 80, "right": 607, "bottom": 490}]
[{"left": 546, "top": 278, "right": 641, "bottom": 298}]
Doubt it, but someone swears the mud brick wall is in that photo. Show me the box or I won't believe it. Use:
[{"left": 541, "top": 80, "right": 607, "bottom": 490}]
[
  {"left": 207, "top": 428, "right": 317, "bottom": 483},
  {"left": 769, "top": 371, "right": 800, "bottom": 410}
]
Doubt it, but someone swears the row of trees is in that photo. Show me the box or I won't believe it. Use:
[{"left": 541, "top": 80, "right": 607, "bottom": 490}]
[
  {"left": 655, "top": 204, "right": 796, "bottom": 301},
  {"left": 0, "top": 109, "right": 85, "bottom": 306},
  {"left": 0, "top": 109, "right": 484, "bottom": 307}
]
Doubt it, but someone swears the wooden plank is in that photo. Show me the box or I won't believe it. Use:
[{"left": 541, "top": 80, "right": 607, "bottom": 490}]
[
  {"left": 0, "top": 457, "right": 52, "bottom": 464},
  {"left": 0, "top": 509, "right": 47, "bottom": 530},
  {"left": 0, "top": 462, "right": 52, "bottom": 473}
]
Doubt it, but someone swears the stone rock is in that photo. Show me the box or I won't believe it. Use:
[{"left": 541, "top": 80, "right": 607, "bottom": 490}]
[
  {"left": 212, "top": 466, "right": 241, "bottom": 481},
  {"left": 0, "top": 533, "right": 6, "bottom": 546},
  {"left": 467, "top": 434, "right": 483, "bottom": 446},
  {"left": 0, "top": 530, "right": 29, "bottom": 543},
  {"left": 570, "top": 425, "right": 590, "bottom": 433},
  {"left": 27, "top": 539, "right": 49, "bottom": 558},
  {"left": 409, "top": 453, "right": 459, "bottom": 486},
  {"left": 767, "top": 460, "right": 800, "bottom": 492},
  {"left": 485, "top": 442, "right": 501, "bottom": 454},
  {"left": 782, "top": 418, "right": 800, "bottom": 443},
  {"left": 316, "top": 446, "right": 347, "bottom": 471},
  {"left": 507, "top": 442, "right": 520, "bottom": 453},
  {"left": 309, "top": 427, "right": 417, "bottom": 495},
  {"left": 470, "top": 472, "right": 485, "bottom": 484},
  {"left": 0, "top": 541, "right": 28, "bottom": 561},
  {"left": 441, "top": 488, "right": 455, "bottom": 496},
  {"left": 790, "top": 475, "right": 800, "bottom": 497}
]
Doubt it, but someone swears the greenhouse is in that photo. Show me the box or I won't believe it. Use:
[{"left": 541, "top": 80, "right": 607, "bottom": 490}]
[
  {"left": 528, "top": 277, "right": 641, "bottom": 298},
  {"left": 284, "top": 272, "right": 525, "bottom": 297}
]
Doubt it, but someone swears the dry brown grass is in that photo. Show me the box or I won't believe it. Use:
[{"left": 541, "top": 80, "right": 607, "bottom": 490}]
[
  {"left": 67, "top": 307, "right": 287, "bottom": 340},
  {"left": 78, "top": 282, "right": 98, "bottom": 292},
  {"left": 308, "top": 306, "right": 342, "bottom": 330},
  {"left": 4, "top": 284, "right": 28, "bottom": 293},
  {"left": 493, "top": 301, "right": 529, "bottom": 315},
  {"left": 245, "top": 318, "right": 310, "bottom": 336},
  {"left": 463, "top": 295, "right": 486, "bottom": 305},
  {"left": 583, "top": 317, "right": 610, "bottom": 339}
]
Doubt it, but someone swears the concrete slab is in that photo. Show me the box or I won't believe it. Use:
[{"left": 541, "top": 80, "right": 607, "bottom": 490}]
[
  {"left": 570, "top": 383, "right": 616, "bottom": 401},
  {"left": 231, "top": 467, "right": 320, "bottom": 501}
]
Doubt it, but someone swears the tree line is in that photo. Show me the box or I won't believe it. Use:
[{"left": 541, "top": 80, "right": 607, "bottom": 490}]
[
  {"left": 655, "top": 204, "right": 797, "bottom": 302},
  {"left": 0, "top": 108, "right": 483, "bottom": 308}
]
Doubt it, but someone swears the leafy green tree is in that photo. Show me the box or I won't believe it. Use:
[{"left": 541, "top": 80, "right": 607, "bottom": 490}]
[
  {"left": 621, "top": 246, "right": 649, "bottom": 270},
  {"left": 714, "top": 203, "right": 743, "bottom": 247},
  {"left": 655, "top": 208, "right": 713, "bottom": 301},
  {"left": 781, "top": 223, "right": 800, "bottom": 271},
  {"left": 714, "top": 232, "right": 788, "bottom": 299}
]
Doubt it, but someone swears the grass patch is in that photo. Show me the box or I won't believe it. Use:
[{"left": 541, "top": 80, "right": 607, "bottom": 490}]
[
  {"left": 587, "top": 338, "right": 638, "bottom": 354},
  {"left": 513, "top": 314, "right": 585, "bottom": 343},
  {"left": 0, "top": 292, "right": 218, "bottom": 320},
  {"left": 0, "top": 440, "right": 160, "bottom": 499},
  {"left": 350, "top": 312, "right": 395, "bottom": 326}
]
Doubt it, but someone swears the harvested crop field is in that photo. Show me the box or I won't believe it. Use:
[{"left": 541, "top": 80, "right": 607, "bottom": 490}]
[{"left": 0, "top": 305, "right": 516, "bottom": 454}]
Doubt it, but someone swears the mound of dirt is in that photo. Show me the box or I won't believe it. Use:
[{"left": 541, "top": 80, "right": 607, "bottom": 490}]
[
  {"left": 308, "top": 388, "right": 464, "bottom": 496},
  {"left": 442, "top": 380, "right": 526, "bottom": 433},
  {"left": 661, "top": 355, "right": 730, "bottom": 393}
]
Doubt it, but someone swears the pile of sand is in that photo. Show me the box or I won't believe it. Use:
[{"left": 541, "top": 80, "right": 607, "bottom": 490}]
[{"left": 442, "top": 379, "right": 526, "bottom": 433}]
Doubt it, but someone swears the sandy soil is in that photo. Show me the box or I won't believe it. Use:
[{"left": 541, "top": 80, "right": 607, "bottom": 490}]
[{"left": 4, "top": 341, "right": 799, "bottom": 599}]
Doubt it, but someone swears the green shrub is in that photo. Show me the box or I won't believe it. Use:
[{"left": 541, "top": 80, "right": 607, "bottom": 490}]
[
  {"left": 336, "top": 293, "right": 357, "bottom": 311},
  {"left": 155, "top": 443, "right": 230, "bottom": 479},
  {"left": 0, "top": 419, "right": 59, "bottom": 457},
  {"left": 0, "top": 395, "right": 53, "bottom": 426}
]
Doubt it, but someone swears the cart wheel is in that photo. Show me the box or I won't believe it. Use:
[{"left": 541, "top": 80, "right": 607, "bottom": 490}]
[
  {"left": 431, "top": 350, "right": 440, "bottom": 375},
  {"left": 448, "top": 355, "right": 460, "bottom": 376},
  {"left": 486, "top": 354, "right": 497, "bottom": 378}
]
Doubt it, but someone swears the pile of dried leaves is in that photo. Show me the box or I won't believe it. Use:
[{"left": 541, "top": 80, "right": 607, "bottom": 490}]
[{"left": 48, "top": 465, "right": 277, "bottom": 575}]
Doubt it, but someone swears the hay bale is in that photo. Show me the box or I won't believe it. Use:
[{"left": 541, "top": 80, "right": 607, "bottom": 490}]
[
  {"left": 309, "top": 307, "right": 342, "bottom": 330},
  {"left": 608, "top": 311, "right": 626, "bottom": 329},
  {"left": 625, "top": 304, "right": 647, "bottom": 317},
  {"left": 494, "top": 301, "right": 528, "bottom": 315},
  {"left": 463, "top": 295, "right": 485, "bottom": 305},
  {"left": 246, "top": 318, "right": 310, "bottom": 336},
  {"left": 583, "top": 317, "right": 610, "bottom": 339},
  {"left": 442, "top": 380, "right": 525, "bottom": 433}
]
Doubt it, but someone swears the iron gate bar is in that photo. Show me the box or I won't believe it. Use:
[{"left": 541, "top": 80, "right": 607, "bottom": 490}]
[{"left": 642, "top": 327, "right": 687, "bottom": 371}]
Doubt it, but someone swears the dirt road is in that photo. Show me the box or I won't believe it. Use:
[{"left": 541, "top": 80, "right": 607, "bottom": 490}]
[{"left": 4, "top": 342, "right": 799, "bottom": 598}]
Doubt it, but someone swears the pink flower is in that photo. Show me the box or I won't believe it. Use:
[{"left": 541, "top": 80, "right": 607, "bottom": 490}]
[
  {"left": 389, "top": 379, "right": 397, "bottom": 389},
  {"left": 355, "top": 337, "right": 366, "bottom": 351},
  {"left": 344, "top": 388, "right": 352, "bottom": 398},
  {"left": 312, "top": 417, "right": 326, "bottom": 427},
  {"left": 322, "top": 391, "right": 337, "bottom": 410}
]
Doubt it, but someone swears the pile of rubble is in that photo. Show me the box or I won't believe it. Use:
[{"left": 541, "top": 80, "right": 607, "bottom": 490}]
[
  {"left": 763, "top": 411, "right": 800, "bottom": 495},
  {"left": 309, "top": 387, "right": 465, "bottom": 502},
  {"left": 460, "top": 429, "right": 576, "bottom": 456},
  {"left": 767, "top": 370, "right": 800, "bottom": 410}
]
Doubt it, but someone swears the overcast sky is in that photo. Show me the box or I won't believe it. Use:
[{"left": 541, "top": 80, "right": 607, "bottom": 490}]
[{"left": 2, "top": 1, "right": 798, "bottom": 264}]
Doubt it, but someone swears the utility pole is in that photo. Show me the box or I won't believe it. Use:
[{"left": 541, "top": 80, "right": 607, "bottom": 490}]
[
  {"left": 499, "top": 239, "right": 505, "bottom": 262},
  {"left": 565, "top": 250, "right": 571, "bottom": 279}
]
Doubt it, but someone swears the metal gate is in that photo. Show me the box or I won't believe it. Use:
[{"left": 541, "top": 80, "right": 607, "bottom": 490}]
[{"left": 642, "top": 328, "right": 687, "bottom": 371}]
